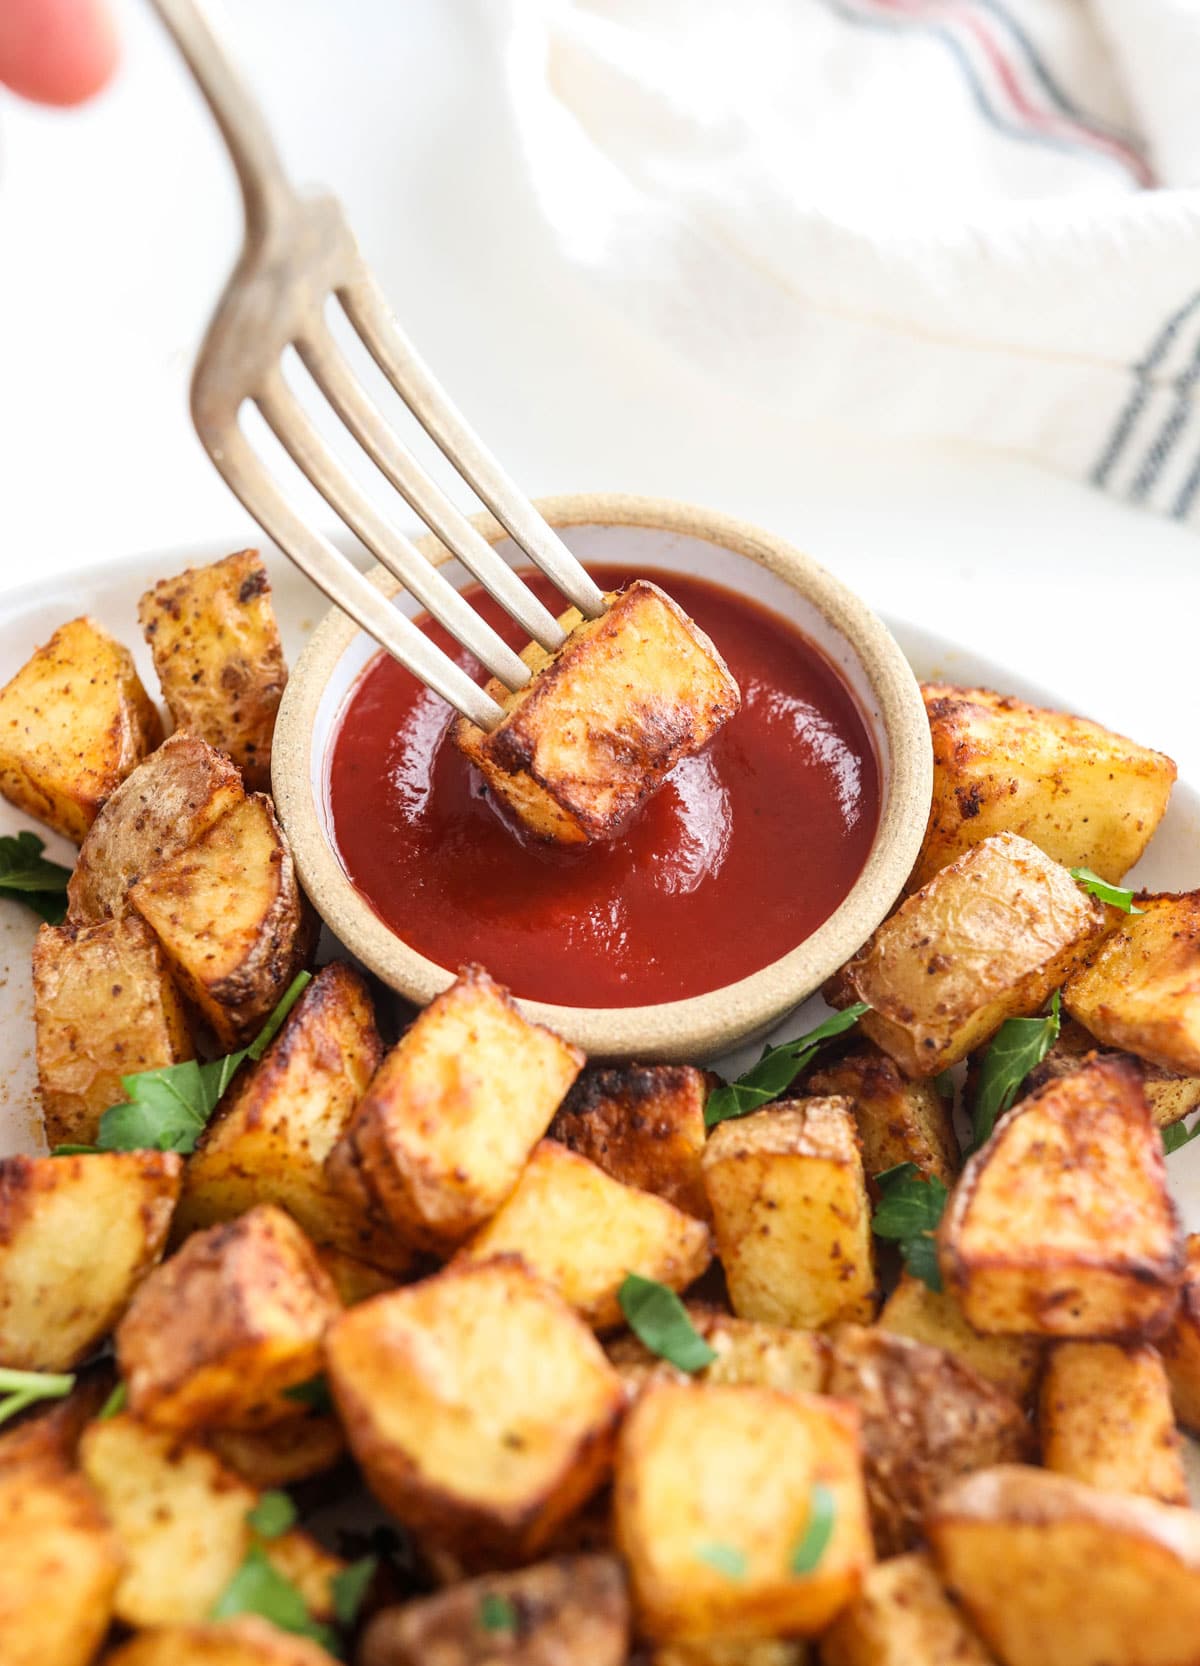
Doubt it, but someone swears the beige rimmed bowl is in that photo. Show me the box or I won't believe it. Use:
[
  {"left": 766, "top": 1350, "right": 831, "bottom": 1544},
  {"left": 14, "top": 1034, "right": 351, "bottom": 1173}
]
[{"left": 272, "top": 493, "right": 932, "bottom": 1059}]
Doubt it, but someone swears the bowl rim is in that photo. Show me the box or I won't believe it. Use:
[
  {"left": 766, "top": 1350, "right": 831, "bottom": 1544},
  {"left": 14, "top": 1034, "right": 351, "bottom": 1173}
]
[{"left": 272, "top": 491, "right": 932, "bottom": 1059}]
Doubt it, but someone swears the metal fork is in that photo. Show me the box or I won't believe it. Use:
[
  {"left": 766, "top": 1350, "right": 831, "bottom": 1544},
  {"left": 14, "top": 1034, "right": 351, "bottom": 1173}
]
[{"left": 148, "top": 0, "right": 607, "bottom": 731}]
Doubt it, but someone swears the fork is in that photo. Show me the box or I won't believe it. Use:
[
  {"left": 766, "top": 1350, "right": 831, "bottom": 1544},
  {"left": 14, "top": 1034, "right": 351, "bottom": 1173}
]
[{"left": 147, "top": 0, "right": 607, "bottom": 732}]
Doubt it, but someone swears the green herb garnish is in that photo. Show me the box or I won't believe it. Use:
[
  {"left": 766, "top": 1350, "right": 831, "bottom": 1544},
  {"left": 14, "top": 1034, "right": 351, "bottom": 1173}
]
[
  {"left": 696, "top": 1541, "right": 747, "bottom": 1579},
  {"left": 0, "top": 1366, "right": 75, "bottom": 1427},
  {"left": 1070, "top": 868, "right": 1144, "bottom": 915},
  {"left": 211, "top": 1543, "right": 336, "bottom": 1649},
  {"left": 1164, "top": 1119, "right": 1200, "bottom": 1155},
  {"left": 969, "top": 992, "right": 1061, "bottom": 1152},
  {"left": 618, "top": 1273, "right": 717, "bottom": 1373},
  {"left": 331, "top": 1556, "right": 377, "bottom": 1629},
  {"left": 933, "top": 1068, "right": 956, "bottom": 1105},
  {"left": 97, "top": 1381, "right": 126, "bottom": 1421},
  {"left": 705, "top": 1004, "right": 870, "bottom": 1128},
  {"left": 283, "top": 1374, "right": 335, "bottom": 1415},
  {"left": 871, "top": 1163, "right": 948, "bottom": 1291},
  {"left": 479, "top": 1592, "right": 518, "bottom": 1633},
  {"left": 247, "top": 1490, "right": 298, "bottom": 1540},
  {"left": 0, "top": 830, "right": 72, "bottom": 924},
  {"left": 790, "top": 1482, "right": 837, "bottom": 1574}
]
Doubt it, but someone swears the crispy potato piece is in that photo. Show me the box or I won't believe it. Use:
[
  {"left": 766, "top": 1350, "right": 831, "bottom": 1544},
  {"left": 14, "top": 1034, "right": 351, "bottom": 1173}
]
[
  {"left": 654, "top": 1645, "right": 809, "bottom": 1666},
  {"left": 1064, "top": 891, "right": 1200, "bottom": 1076},
  {"left": 138, "top": 549, "right": 287, "bottom": 791},
  {"left": 1160, "top": 1234, "right": 1200, "bottom": 1431},
  {"left": 830, "top": 832, "right": 1108, "bottom": 1077},
  {"left": 548, "top": 1063, "right": 712, "bottom": 1219},
  {"left": 33, "top": 913, "right": 194, "bottom": 1148},
  {"left": 820, "top": 1550, "right": 993, "bottom": 1666},
  {"left": 104, "top": 1619, "right": 340, "bottom": 1666},
  {"left": 454, "top": 580, "right": 740, "bottom": 844},
  {"left": 913, "top": 684, "right": 1176, "bottom": 890},
  {"left": 116, "top": 1204, "right": 340, "bottom": 1431},
  {"left": 939, "top": 1056, "right": 1184, "bottom": 1339},
  {"left": 315, "top": 1244, "right": 400, "bottom": 1306},
  {"left": 1019, "top": 1012, "right": 1200, "bottom": 1130},
  {"left": 130, "top": 791, "right": 313, "bottom": 1048},
  {"left": 876, "top": 1274, "right": 1043, "bottom": 1404},
  {"left": 0, "top": 1450, "right": 122, "bottom": 1666},
  {"left": 609, "top": 1305, "right": 829, "bottom": 1400},
  {"left": 359, "top": 1554, "right": 630, "bottom": 1666},
  {"left": 615, "top": 1381, "right": 871, "bottom": 1641},
  {"left": 67, "top": 731, "right": 245, "bottom": 923},
  {"left": 703, "top": 1097, "right": 876, "bottom": 1330},
  {"left": 0, "top": 615, "right": 162, "bottom": 841},
  {"left": 176, "top": 962, "right": 407, "bottom": 1270},
  {"left": 328, "top": 965, "right": 583, "bottom": 1255},
  {"left": 929, "top": 1465, "right": 1200, "bottom": 1666},
  {"left": 807, "top": 1043, "right": 958, "bottom": 1184},
  {"left": 826, "top": 1325, "right": 1033, "bottom": 1556},
  {"left": 457, "top": 1140, "right": 712, "bottom": 1330},
  {"left": 0, "top": 1150, "right": 180, "bottom": 1369},
  {"left": 207, "top": 1415, "right": 346, "bottom": 1488},
  {"left": 325, "top": 1258, "right": 624, "bottom": 1565},
  {"left": 80, "top": 1414, "right": 340, "bottom": 1627},
  {"left": 1038, "top": 1341, "right": 1186, "bottom": 1503}
]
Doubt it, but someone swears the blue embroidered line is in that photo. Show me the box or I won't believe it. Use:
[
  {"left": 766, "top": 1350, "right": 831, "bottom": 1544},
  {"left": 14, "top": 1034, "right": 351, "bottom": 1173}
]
[
  {"left": 1171, "top": 450, "right": 1200, "bottom": 520},
  {"left": 1127, "top": 328, "right": 1200, "bottom": 504},
  {"left": 1089, "top": 288, "right": 1200, "bottom": 490}
]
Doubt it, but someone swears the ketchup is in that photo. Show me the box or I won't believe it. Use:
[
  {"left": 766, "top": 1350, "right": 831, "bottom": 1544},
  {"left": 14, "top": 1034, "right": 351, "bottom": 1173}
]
[{"left": 328, "top": 565, "right": 880, "bottom": 1008}]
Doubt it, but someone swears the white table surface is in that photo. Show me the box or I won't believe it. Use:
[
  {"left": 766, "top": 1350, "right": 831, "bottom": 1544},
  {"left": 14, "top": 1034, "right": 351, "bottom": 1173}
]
[{"left": 1, "top": 0, "right": 1196, "bottom": 779}]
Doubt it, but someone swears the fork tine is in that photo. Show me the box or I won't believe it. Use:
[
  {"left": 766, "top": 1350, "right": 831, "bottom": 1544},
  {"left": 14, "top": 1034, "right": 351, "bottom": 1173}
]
[
  {"left": 213, "top": 423, "right": 505, "bottom": 730},
  {"left": 256, "top": 373, "right": 533, "bottom": 692},
  {"left": 298, "top": 321, "right": 568, "bottom": 655},
  {"left": 338, "top": 271, "right": 609, "bottom": 622}
]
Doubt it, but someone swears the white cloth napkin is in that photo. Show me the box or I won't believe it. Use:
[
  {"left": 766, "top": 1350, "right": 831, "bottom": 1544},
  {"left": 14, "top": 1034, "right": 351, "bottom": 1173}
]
[{"left": 488, "top": 0, "right": 1200, "bottom": 522}]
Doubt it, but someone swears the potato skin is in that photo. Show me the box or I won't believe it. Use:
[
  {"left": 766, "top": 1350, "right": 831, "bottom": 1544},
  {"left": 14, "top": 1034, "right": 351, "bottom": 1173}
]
[
  {"left": 876, "top": 1274, "right": 1043, "bottom": 1405},
  {"left": 0, "top": 614, "right": 162, "bottom": 842},
  {"left": 1064, "top": 891, "right": 1200, "bottom": 1076},
  {"left": 820, "top": 1550, "right": 994, "bottom": 1666},
  {"left": 139, "top": 549, "right": 286, "bottom": 791},
  {"left": 1038, "top": 1341, "right": 1187, "bottom": 1504},
  {"left": 913, "top": 684, "right": 1176, "bottom": 889},
  {"left": 1157, "top": 1233, "right": 1200, "bottom": 1432},
  {"left": 205, "top": 1414, "right": 346, "bottom": 1489},
  {"left": 33, "top": 913, "right": 194, "bottom": 1148},
  {"left": 103, "top": 1618, "right": 340, "bottom": 1666},
  {"left": 1020, "top": 1013, "right": 1200, "bottom": 1131},
  {"left": 359, "top": 1554, "right": 631, "bottom": 1666},
  {"left": 807, "top": 1042, "right": 959, "bottom": 1184}
]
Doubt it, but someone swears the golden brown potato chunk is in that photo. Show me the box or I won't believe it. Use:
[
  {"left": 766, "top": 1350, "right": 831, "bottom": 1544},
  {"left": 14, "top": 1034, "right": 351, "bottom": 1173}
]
[
  {"left": 1160, "top": 1234, "right": 1200, "bottom": 1431},
  {"left": 1020, "top": 1012, "right": 1200, "bottom": 1131},
  {"left": 929, "top": 1465, "right": 1200, "bottom": 1666},
  {"left": 67, "top": 731, "right": 245, "bottom": 923},
  {"left": 1038, "top": 1341, "right": 1186, "bottom": 1503},
  {"left": 615, "top": 1381, "right": 872, "bottom": 1642},
  {"left": 206, "top": 1414, "right": 346, "bottom": 1489},
  {"left": 876, "top": 1274, "right": 1043, "bottom": 1404},
  {"left": 938, "top": 1056, "right": 1184, "bottom": 1339},
  {"left": 609, "top": 1306, "right": 829, "bottom": 1401},
  {"left": 0, "top": 1150, "right": 180, "bottom": 1370},
  {"left": 175, "top": 961, "right": 405, "bottom": 1269},
  {"left": 116, "top": 1204, "right": 340, "bottom": 1431},
  {"left": 703, "top": 1097, "right": 875, "bottom": 1330},
  {"left": 33, "top": 913, "right": 194, "bottom": 1148},
  {"left": 820, "top": 1550, "right": 993, "bottom": 1666},
  {"left": 314, "top": 1244, "right": 400, "bottom": 1306},
  {"left": 0, "top": 1450, "right": 122, "bottom": 1666},
  {"left": 325, "top": 1258, "right": 624, "bottom": 1565},
  {"left": 456, "top": 1140, "right": 712, "bottom": 1330},
  {"left": 1064, "top": 891, "right": 1200, "bottom": 1076},
  {"left": 104, "top": 1619, "right": 340, "bottom": 1666},
  {"left": 807, "top": 1042, "right": 959, "bottom": 1184},
  {"left": 129, "top": 791, "right": 313, "bottom": 1048},
  {"left": 454, "top": 580, "right": 740, "bottom": 844},
  {"left": 827, "top": 1325, "right": 1034, "bottom": 1556},
  {"left": 548, "top": 1063, "right": 712, "bottom": 1218},
  {"left": 831, "top": 832, "right": 1108, "bottom": 1078},
  {"left": 652, "top": 1645, "right": 809, "bottom": 1666},
  {"left": 0, "top": 615, "right": 162, "bottom": 842},
  {"left": 328, "top": 965, "right": 583, "bottom": 1255},
  {"left": 359, "top": 1555, "right": 630, "bottom": 1666},
  {"left": 138, "top": 549, "right": 287, "bottom": 791},
  {"left": 913, "top": 684, "right": 1176, "bottom": 890}
]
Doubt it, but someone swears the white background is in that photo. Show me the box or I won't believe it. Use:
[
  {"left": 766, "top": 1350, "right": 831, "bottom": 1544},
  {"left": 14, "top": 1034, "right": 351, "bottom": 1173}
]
[{"left": 1, "top": 0, "right": 1196, "bottom": 778}]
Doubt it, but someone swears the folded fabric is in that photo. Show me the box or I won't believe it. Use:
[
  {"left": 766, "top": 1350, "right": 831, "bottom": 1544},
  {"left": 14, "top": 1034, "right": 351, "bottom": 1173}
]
[{"left": 488, "top": 0, "right": 1200, "bottom": 523}]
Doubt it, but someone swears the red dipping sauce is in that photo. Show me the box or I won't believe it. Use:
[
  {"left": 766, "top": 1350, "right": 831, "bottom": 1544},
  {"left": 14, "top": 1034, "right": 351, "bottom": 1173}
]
[{"left": 328, "top": 566, "right": 880, "bottom": 1007}]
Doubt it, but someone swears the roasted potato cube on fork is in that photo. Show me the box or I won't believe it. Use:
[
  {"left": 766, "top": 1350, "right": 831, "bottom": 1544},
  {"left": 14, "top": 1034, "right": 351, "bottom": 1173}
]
[
  {"left": 33, "top": 913, "right": 194, "bottom": 1149},
  {"left": 0, "top": 615, "right": 162, "bottom": 842},
  {"left": 454, "top": 579, "right": 740, "bottom": 844},
  {"left": 138, "top": 549, "right": 287, "bottom": 791},
  {"left": 328, "top": 964, "right": 583, "bottom": 1255},
  {"left": 820, "top": 1551, "right": 994, "bottom": 1666},
  {"left": 457, "top": 1139, "right": 712, "bottom": 1330},
  {"left": 325, "top": 1258, "right": 625, "bottom": 1565},
  {"left": 129, "top": 791, "right": 313, "bottom": 1049},
  {"left": 615, "top": 1381, "right": 872, "bottom": 1642},
  {"left": 105, "top": 1620, "right": 341, "bottom": 1666},
  {"left": 116, "top": 1204, "right": 340, "bottom": 1431},
  {"left": 1038, "top": 1341, "right": 1187, "bottom": 1504},
  {"left": 1065, "top": 890, "right": 1200, "bottom": 1076},
  {"left": 829, "top": 831, "right": 1108, "bottom": 1077},
  {"left": 703, "top": 1097, "right": 876, "bottom": 1330},
  {"left": 0, "top": 1151, "right": 180, "bottom": 1370},
  {"left": 938, "top": 1055, "right": 1184, "bottom": 1339}
]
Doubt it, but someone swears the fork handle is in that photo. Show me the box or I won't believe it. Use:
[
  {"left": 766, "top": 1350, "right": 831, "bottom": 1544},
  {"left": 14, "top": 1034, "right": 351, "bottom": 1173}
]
[{"left": 146, "top": 0, "right": 294, "bottom": 230}]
